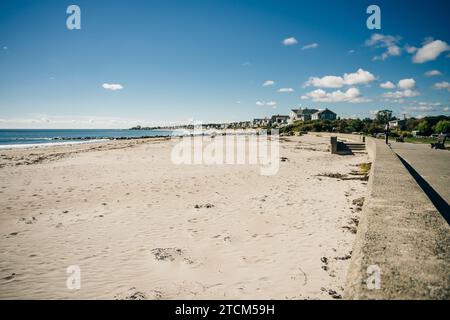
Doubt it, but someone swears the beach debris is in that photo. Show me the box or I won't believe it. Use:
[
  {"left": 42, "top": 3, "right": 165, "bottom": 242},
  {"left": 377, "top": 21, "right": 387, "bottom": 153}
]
[
  {"left": 296, "top": 146, "right": 324, "bottom": 152},
  {"left": 151, "top": 247, "right": 182, "bottom": 261},
  {"left": 317, "top": 172, "right": 369, "bottom": 181},
  {"left": 320, "top": 257, "right": 329, "bottom": 271},
  {"left": 125, "top": 291, "right": 147, "bottom": 300},
  {"left": 317, "top": 172, "right": 347, "bottom": 179},
  {"left": 352, "top": 197, "right": 365, "bottom": 211},
  {"left": 334, "top": 251, "right": 352, "bottom": 260},
  {"left": 358, "top": 162, "right": 372, "bottom": 174},
  {"left": 151, "top": 247, "right": 193, "bottom": 264},
  {"left": 321, "top": 287, "right": 342, "bottom": 299},
  {"left": 194, "top": 203, "right": 214, "bottom": 209},
  {"left": 342, "top": 225, "right": 358, "bottom": 234},
  {"left": 334, "top": 252, "right": 352, "bottom": 260},
  {"left": 114, "top": 287, "right": 164, "bottom": 300},
  {"left": 280, "top": 157, "right": 289, "bottom": 162}
]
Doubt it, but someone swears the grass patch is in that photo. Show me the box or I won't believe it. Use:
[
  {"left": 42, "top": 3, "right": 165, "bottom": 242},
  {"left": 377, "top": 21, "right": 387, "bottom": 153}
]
[
  {"left": 403, "top": 137, "right": 449, "bottom": 146},
  {"left": 358, "top": 162, "right": 372, "bottom": 174}
]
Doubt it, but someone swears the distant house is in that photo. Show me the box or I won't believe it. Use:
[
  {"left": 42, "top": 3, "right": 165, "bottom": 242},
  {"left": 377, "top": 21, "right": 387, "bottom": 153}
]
[
  {"left": 240, "top": 121, "right": 251, "bottom": 128},
  {"left": 253, "top": 118, "right": 270, "bottom": 127},
  {"left": 311, "top": 108, "right": 337, "bottom": 121},
  {"left": 227, "top": 121, "right": 251, "bottom": 129},
  {"left": 389, "top": 119, "right": 406, "bottom": 129},
  {"left": 270, "top": 115, "right": 290, "bottom": 126},
  {"left": 289, "top": 108, "right": 319, "bottom": 123}
]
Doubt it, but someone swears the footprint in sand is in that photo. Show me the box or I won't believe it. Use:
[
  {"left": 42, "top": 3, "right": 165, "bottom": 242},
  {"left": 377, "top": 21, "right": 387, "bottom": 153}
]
[
  {"left": 3, "top": 273, "right": 16, "bottom": 281},
  {"left": 19, "top": 217, "right": 37, "bottom": 224},
  {"left": 114, "top": 287, "right": 163, "bottom": 300},
  {"left": 151, "top": 248, "right": 194, "bottom": 264},
  {"left": 7, "top": 232, "right": 19, "bottom": 238}
]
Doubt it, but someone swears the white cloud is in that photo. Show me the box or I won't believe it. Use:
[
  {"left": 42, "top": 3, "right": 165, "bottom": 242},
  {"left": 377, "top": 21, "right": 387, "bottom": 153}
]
[
  {"left": 348, "top": 49, "right": 355, "bottom": 54},
  {"left": 397, "top": 78, "right": 416, "bottom": 90},
  {"left": 304, "top": 75, "right": 344, "bottom": 88},
  {"left": 301, "top": 87, "right": 370, "bottom": 103},
  {"left": 262, "top": 80, "right": 275, "bottom": 87},
  {"left": 256, "top": 100, "right": 277, "bottom": 107},
  {"left": 365, "top": 33, "right": 402, "bottom": 61},
  {"left": 382, "top": 89, "right": 420, "bottom": 99},
  {"left": 373, "top": 45, "right": 401, "bottom": 60},
  {"left": 301, "top": 43, "right": 318, "bottom": 50},
  {"left": 418, "top": 101, "right": 441, "bottom": 106},
  {"left": 412, "top": 40, "right": 450, "bottom": 63},
  {"left": 403, "top": 106, "right": 434, "bottom": 111},
  {"left": 380, "top": 81, "right": 396, "bottom": 89},
  {"left": 424, "top": 70, "right": 442, "bottom": 77},
  {"left": 304, "top": 68, "right": 375, "bottom": 88},
  {"left": 433, "top": 81, "right": 450, "bottom": 92},
  {"left": 365, "top": 33, "right": 399, "bottom": 47},
  {"left": 278, "top": 88, "right": 294, "bottom": 92},
  {"left": 400, "top": 101, "right": 449, "bottom": 116},
  {"left": 102, "top": 83, "right": 123, "bottom": 91},
  {"left": 343, "top": 69, "right": 376, "bottom": 86},
  {"left": 405, "top": 45, "right": 417, "bottom": 54},
  {"left": 282, "top": 37, "right": 298, "bottom": 46}
]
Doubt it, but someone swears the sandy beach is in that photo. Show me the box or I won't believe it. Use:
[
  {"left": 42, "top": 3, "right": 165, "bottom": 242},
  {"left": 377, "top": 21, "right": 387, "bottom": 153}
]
[{"left": 0, "top": 134, "right": 369, "bottom": 299}]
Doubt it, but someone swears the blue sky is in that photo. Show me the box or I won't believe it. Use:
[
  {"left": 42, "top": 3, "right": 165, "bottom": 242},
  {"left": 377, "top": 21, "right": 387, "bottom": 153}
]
[{"left": 0, "top": 0, "right": 449, "bottom": 128}]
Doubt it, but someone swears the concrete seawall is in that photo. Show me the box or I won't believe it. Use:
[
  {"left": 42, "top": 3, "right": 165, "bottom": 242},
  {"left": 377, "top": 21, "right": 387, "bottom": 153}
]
[{"left": 344, "top": 137, "right": 450, "bottom": 299}]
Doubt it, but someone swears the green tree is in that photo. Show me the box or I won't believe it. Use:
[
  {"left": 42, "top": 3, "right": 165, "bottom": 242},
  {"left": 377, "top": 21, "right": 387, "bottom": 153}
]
[
  {"left": 417, "top": 120, "right": 431, "bottom": 135},
  {"left": 434, "top": 120, "right": 450, "bottom": 134},
  {"left": 375, "top": 110, "right": 393, "bottom": 124}
]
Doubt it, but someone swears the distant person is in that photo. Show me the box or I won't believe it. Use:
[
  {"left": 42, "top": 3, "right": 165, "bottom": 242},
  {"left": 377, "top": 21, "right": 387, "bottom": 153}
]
[{"left": 384, "top": 123, "right": 390, "bottom": 144}]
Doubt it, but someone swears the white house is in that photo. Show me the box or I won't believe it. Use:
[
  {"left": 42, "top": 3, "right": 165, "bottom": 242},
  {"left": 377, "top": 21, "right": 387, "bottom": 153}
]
[{"left": 289, "top": 108, "right": 319, "bottom": 123}]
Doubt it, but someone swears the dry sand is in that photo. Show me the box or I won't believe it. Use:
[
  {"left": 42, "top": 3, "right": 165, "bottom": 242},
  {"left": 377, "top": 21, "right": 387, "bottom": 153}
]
[{"left": 0, "top": 134, "right": 369, "bottom": 299}]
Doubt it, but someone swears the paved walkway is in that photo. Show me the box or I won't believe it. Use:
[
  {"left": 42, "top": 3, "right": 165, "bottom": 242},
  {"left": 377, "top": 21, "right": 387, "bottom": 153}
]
[
  {"left": 390, "top": 141, "right": 450, "bottom": 205},
  {"left": 345, "top": 138, "right": 450, "bottom": 299}
]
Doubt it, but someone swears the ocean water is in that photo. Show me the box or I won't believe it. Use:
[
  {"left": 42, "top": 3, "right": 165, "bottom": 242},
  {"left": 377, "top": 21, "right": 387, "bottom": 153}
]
[{"left": 0, "top": 129, "right": 174, "bottom": 148}]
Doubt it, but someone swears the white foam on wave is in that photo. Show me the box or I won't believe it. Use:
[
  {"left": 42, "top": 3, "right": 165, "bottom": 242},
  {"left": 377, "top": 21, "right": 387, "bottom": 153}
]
[{"left": 0, "top": 139, "right": 108, "bottom": 150}]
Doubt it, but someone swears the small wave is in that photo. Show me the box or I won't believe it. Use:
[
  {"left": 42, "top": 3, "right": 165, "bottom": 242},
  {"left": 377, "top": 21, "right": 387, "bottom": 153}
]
[
  {"left": 0, "top": 137, "right": 53, "bottom": 141},
  {"left": 0, "top": 139, "right": 108, "bottom": 150}
]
